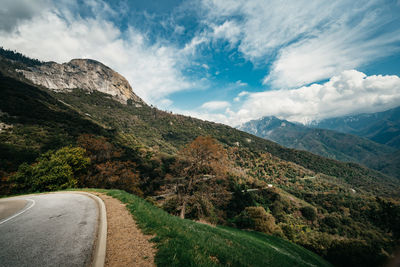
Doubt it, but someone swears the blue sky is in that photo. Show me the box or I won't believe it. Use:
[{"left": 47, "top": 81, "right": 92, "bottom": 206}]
[{"left": 1, "top": 0, "right": 400, "bottom": 125}]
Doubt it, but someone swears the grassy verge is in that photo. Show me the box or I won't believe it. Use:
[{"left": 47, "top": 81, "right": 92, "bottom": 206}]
[{"left": 88, "top": 189, "right": 331, "bottom": 267}]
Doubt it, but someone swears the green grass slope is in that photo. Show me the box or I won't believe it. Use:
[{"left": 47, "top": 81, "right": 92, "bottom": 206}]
[{"left": 94, "top": 189, "right": 331, "bottom": 267}]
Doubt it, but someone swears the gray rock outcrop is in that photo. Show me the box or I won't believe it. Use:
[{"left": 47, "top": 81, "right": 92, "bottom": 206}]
[{"left": 18, "top": 59, "right": 144, "bottom": 105}]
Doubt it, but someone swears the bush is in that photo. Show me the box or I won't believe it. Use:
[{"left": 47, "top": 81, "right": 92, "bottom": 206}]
[
  {"left": 88, "top": 160, "right": 143, "bottom": 196},
  {"left": 236, "top": 206, "right": 277, "bottom": 234},
  {"left": 322, "top": 215, "right": 341, "bottom": 228},
  {"left": 11, "top": 146, "right": 90, "bottom": 192},
  {"left": 326, "top": 239, "right": 387, "bottom": 267},
  {"left": 301, "top": 206, "right": 317, "bottom": 221}
]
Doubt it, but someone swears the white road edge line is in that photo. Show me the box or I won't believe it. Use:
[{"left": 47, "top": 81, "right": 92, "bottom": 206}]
[{"left": 0, "top": 199, "right": 36, "bottom": 225}]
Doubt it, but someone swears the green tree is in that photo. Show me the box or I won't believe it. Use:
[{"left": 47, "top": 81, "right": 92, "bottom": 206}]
[
  {"left": 300, "top": 206, "right": 317, "bottom": 221},
  {"left": 11, "top": 146, "right": 90, "bottom": 192},
  {"left": 236, "top": 206, "right": 277, "bottom": 235}
]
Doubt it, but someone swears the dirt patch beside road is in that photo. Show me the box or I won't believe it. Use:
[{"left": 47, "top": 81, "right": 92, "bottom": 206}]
[{"left": 94, "top": 193, "right": 156, "bottom": 267}]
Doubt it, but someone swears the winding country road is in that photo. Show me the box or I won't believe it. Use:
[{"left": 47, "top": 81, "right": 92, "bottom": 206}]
[{"left": 0, "top": 193, "right": 99, "bottom": 267}]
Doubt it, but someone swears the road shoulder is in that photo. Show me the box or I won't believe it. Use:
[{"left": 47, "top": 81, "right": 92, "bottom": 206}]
[
  {"left": 92, "top": 192, "right": 156, "bottom": 267},
  {"left": 75, "top": 192, "right": 107, "bottom": 267}
]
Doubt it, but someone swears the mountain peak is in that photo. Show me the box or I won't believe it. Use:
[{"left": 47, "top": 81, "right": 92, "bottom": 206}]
[{"left": 18, "top": 58, "right": 144, "bottom": 105}]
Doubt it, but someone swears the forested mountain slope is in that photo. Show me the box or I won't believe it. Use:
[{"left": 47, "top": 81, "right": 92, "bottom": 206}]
[
  {"left": 239, "top": 116, "right": 400, "bottom": 179},
  {"left": 311, "top": 106, "right": 400, "bottom": 149}
]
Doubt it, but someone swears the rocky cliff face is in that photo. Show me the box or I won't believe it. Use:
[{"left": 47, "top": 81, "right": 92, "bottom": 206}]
[{"left": 18, "top": 59, "right": 144, "bottom": 105}]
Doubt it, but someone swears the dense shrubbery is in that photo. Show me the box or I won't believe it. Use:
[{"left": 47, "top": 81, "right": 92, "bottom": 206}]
[
  {"left": 301, "top": 206, "right": 317, "bottom": 221},
  {"left": 76, "top": 134, "right": 143, "bottom": 196},
  {"left": 4, "top": 134, "right": 160, "bottom": 196},
  {"left": 234, "top": 206, "right": 277, "bottom": 235},
  {"left": 10, "top": 146, "right": 90, "bottom": 192}
]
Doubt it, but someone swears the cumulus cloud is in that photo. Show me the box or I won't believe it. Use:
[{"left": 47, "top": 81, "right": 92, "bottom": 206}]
[
  {"left": 139, "top": 69, "right": 400, "bottom": 127},
  {"left": 0, "top": 1, "right": 194, "bottom": 105},
  {"left": 200, "top": 101, "right": 231, "bottom": 111},
  {"left": 229, "top": 70, "right": 400, "bottom": 125},
  {"left": 187, "top": 70, "right": 400, "bottom": 126},
  {"left": 200, "top": 0, "right": 400, "bottom": 88}
]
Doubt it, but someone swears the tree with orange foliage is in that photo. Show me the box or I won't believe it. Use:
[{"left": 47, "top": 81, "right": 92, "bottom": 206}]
[
  {"left": 94, "top": 160, "right": 143, "bottom": 196},
  {"left": 77, "top": 134, "right": 142, "bottom": 195},
  {"left": 173, "top": 136, "right": 230, "bottom": 219},
  {"left": 77, "top": 134, "right": 121, "bottom": 163}
]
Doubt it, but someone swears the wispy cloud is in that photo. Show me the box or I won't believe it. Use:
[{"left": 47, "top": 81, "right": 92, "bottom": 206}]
[
  {"left": 235, "top": 80, "right": 248, "bottom": 87},
  {"left": 200, "top": 0, "right": 400, "bottom": 88},
  {"left": 200, "top": 101, "right": 231, "bottom": 111}
]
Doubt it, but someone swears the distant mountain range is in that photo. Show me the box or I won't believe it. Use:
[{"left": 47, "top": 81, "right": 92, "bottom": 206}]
[
  {"left": 310, "top": 106, "right": 400, "bottom": 149},
  {"left": 239, "top": 110, "right": 400, "bottom": 179}
]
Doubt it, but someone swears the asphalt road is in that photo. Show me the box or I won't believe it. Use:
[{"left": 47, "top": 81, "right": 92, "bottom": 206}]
[{"left": 0, "top": 193, "right": 99, "bottom": 267}]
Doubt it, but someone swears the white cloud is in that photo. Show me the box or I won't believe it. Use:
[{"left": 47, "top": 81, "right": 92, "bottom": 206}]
[
  {"left": 182, "top": 35, "right": 209, "bottom": 55},
  {"left": 157, "top": 98, "right": 174, "bottom": 109},
  {"left": 227, "top": 70, "right": 400, "bottom": 125},
  {"left": 172, "top": 108, "right": 232, "bottom": 126},
  {"left": 201, "top": 63, "right": 210, "bottom": 70},
  {"left": 264, "top": 13, "right": 400, "bottom": 88},
  {"left": 211, "top": 20, "right": 241, "bottom": 47},
  {"left": 238, "top": 91, "right": 249, "bottom": 97},
  {"left": 201, "top": 0, "right": 400, "bottom": 88},
  {"left": 0, "top": 1, "right": 195, "bottom": 105},
  {"left": 200, "top": 101, "right": 231, "bottom": 111},
  {"left": 174, "top": 25, "right": 185, "bottom": 34},
  {"left": 235, "top": 80, "right": 248, "bottom": 87},
  {"left": 173, "top": 70, "right": 400, "bottom": 127},
  {"left": 234, "top": 91, "right": 249, "bottom": 102}
]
